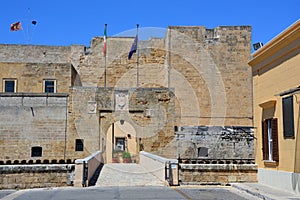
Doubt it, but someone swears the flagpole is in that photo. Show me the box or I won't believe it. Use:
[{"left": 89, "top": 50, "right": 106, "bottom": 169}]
[
  {"left": 136, "top": 24, "right": 139, "bottom": 88},
  {"left": 27, "top": 8, "right": 30, "bottom": 44},
  {"left": 168, "top": 28, "right": 171, "bottom": 88},
  {"left": 104, "top": 24, "right": 107, "bottom": 88}
]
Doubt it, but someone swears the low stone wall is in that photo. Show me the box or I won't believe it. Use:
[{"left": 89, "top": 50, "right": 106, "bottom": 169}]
[
  {"left": 0, "top": 164, "right": 74, "bottom": 189},
  {"left": 139, "top": 151, "right": 177, "bottom": 182},
  {"left": 180, "top": 164, "right": 257, "bottom": 185}
]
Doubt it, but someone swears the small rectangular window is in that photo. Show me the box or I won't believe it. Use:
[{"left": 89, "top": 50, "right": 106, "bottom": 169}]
[
  {"left": 3, "top": 79, "right": 17, "bottom": 92},
  {"left": 282, "top": 96, "right": 294, "bottom": 138},
  {"left": 174, "top": 126, "right": 178, "bottom": 132},
  {"left": 198, "top": 147, "right": 208, "bottom": 157},
  {"left": 31, "top": 146, "right": 42, "bottom": 157},
  {"left": 75, "top": 139, "right": 84, "bottom": 151},
  {"left": 44, "top": 80, "right": 56, "bottom": 93},
  {"left": 115, "top": 138, "right": 125, "bottom": 151}
]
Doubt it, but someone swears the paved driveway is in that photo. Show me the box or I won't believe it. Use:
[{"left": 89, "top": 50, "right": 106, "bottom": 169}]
[{"left": 96, "top": 163, "right": 165, "bottom": 187}]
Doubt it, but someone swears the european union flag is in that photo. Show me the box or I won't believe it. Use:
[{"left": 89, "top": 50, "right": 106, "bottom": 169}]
[{"left": 128, "top": 34, "right": 138, "bottom": 59}]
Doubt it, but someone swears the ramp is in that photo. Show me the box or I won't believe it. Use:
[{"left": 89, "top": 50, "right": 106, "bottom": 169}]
[{"left": 96, "top": 164, "right": 165, "bottom": 187}]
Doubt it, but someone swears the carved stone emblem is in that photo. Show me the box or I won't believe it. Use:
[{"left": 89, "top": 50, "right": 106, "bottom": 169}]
[
  {"left": 115, "top": 92, "right": 129, "bottom": 111},
  {"left": 87, "top": 101, "right": 96, "bottom": 114}
]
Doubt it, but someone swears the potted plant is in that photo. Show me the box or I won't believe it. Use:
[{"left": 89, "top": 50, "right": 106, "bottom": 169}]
[
  {"left": 112, "top": 150, "right": 120, "bottom": 163},
  {"left": 122, "top": 151, "right": 131, "bottom": 163}
]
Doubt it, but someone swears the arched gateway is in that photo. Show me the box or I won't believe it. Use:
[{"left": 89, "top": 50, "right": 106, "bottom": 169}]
[{"left": 97, "top": 88, "right": 175, "bottom": 163}]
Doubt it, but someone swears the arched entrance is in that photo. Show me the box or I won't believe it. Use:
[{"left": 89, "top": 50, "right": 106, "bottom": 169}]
[{"left": 106, "top": 120, "right": 138, "bottom": 163}]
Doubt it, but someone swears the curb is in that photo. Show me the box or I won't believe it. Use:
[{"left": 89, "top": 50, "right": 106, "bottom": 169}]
[{"left": 231, "top": 184, "right": 274, "bottom": 200}]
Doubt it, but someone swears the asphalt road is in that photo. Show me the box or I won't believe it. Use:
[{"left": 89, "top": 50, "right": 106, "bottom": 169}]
[
  {"left": 0, "top": 186, "right": 258, "bottom": 200},
  {"left": 174, "top": 186, "right": 258, "bottom": 200}
]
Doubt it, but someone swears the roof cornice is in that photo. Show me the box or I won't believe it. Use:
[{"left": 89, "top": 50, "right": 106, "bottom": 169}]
[{"left": 249, "top": 19, "right": 300, "bottom": 67}]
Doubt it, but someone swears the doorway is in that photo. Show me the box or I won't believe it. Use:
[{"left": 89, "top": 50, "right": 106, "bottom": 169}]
[{"left": 106, "top": 120, "right": 137, "bottom": 163}]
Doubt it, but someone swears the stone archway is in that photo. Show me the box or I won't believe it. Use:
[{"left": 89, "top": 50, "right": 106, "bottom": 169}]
[
  {"left": 106, "top": 120, "right": 138, "bottom": 163},
  {"left": 97, "top": 87, "right": 175, "bottom": 162}
]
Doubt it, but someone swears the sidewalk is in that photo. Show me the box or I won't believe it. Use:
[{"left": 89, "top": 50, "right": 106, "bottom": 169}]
[{"left": 232, "top": 183, "right": 300, "bottom": 200}]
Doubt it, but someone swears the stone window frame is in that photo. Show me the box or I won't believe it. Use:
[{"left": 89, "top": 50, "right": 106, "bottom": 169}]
[
  {"left": 3, "top": 78, "right": 17, "bottom": 93},
  {"left": 43, "top": 79, "right": 56, "bottom": 93}
]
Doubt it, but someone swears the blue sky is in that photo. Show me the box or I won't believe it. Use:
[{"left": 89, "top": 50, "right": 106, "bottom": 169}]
[{"left": 0, "top": 0, "right": 299, "bottom": 50}]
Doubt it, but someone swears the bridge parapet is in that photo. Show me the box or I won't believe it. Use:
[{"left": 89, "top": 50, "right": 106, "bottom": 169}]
[
  {"left": 140, "top": 151, "right": 177, "bottom": 185},
  {"left": 180, "top": 163, "right": 257, "bottom": 184},
  {"left": 74, "top": 151, "right": 104, "bottom": 187},
  {"left": 180, "top": 158, "right": 255, "bottom": 165}
]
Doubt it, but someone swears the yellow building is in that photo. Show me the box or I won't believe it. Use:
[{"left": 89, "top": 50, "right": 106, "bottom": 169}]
[{"left": 249, "top": 19, "right": 300, "bottom": 194}]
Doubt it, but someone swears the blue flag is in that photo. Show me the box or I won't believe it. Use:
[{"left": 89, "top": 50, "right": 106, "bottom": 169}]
[{"left": 128, "top": 34, "right": 138, "bottom": 59}]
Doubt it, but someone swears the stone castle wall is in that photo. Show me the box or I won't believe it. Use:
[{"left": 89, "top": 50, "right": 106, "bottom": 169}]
[
  {"left": 0, "top": 25, "right": 253, "bottom": 162},
  {"left": 67, "top": 87, "right": 101, "bottom": 160},
  {"left": 0, "top": 44, "right": 84, "bottom": 65},
  {"left": 166, "top": 26, "right": 252, "bottom": 127},
  {"left": 77, "top": 37, "right": 166, "bottom": 88},
  {"left": 68, "top": 87, "right": 175, "bottom": 161},
  {"left": 0, "top": 94, "right": 68, "bottom": 163},
  {"left": 177, "top": 126, "right": 254, "bottom": 159},
  {"left": 78, "top": 26, "right": 253, "bottom": 126},
  {"left": 0, "top": 62, "right": 72, "bottom": 93}
]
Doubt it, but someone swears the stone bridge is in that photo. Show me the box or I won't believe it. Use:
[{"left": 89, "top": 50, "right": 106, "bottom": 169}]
[
  {"left": 0, "top": 151, "right": 257, "bottom": 189},
  {"left": 96, "top": 164, "right": 165, "bottom": 187},
  {"left": 75, "top": 151, "right": 257, "bottom": 188},
  {"left": 74, "top": 151, "right": 178, "bottom": 187}
]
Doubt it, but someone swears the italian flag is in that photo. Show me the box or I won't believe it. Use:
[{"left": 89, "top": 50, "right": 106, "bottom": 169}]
[{"left": 103, "top": 24, "right": 107, "bottom": 56}]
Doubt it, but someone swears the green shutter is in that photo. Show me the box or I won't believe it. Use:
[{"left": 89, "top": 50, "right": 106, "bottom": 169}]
[{"left": 282, "top": 96, "right": 294, "bottom": 138}]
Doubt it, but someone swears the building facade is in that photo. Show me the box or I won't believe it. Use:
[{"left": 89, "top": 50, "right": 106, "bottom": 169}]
[
  {"left": 0, "top": 25, "right": 253, "bottom": 164},
  {"left": 248, "top": 20, "right": 300, "bottom": 194}
]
